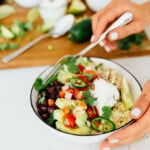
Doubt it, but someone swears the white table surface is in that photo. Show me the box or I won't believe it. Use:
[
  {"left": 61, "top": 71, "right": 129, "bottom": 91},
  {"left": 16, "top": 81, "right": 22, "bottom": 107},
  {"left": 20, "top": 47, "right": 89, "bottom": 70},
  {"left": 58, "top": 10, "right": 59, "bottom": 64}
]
[{"left": 0, "top": 56, "right": 150, "bottom": 150}]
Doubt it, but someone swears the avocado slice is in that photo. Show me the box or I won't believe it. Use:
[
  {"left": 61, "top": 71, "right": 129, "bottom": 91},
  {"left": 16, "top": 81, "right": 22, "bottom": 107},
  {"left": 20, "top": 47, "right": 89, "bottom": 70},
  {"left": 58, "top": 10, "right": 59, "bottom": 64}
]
[
  {"left": 68, "top": 0, "right": 86, "bottom": 15},
  {"left": 121, "top": 78, "right": 134, "bottom": 110},
  {"left": 0, "top": 25, "right": 15, "bottom": 39},
  {"left": 56, "top": 121, "right": 91, "bottom": 135}
]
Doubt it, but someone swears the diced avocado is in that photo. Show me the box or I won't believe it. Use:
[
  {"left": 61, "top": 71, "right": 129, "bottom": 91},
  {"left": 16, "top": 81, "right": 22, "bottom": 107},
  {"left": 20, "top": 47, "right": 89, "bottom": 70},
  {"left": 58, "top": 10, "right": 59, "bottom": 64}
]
[
  {"left": 68, "top": 0, "right": 86, "bottom": 15},
  {"left": 76, "top": 56, "right": 91, "bottom": 67},
  {"left": 11, "top": 24, "right": 25, "bottom": 37},
  {"left": 57, "top": 65, "right": 76, "bottom": 83},
  {"left": 75, "top": 111, "right": 88, "bottom": 127},
  {"left": 121, "top": 78, "right": 134, "bottom": 110},
  {"left": 41, "top": 23, "right": 53, "bottom": 33},
  {"left": 53, "top": 109, "right": 65, "bottom": 123},
  {"left": 55, "top": 98, "right": 75, "bottom": 109},
  {"left": 56, "top": 121, "right": 91, "bottom": 135},
  {"left": 0, "top": 25, "right": 15, "bottom": 39}
]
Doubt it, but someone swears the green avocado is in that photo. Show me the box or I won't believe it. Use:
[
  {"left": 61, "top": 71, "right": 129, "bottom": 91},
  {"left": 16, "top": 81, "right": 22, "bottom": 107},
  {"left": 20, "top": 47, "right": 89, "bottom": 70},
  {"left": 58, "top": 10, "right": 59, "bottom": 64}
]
[
  {"left": 68, "top": 19, "right": 92, "bottom": 43},
  {"left": 56, "top": 121, "right": 91, "bottom": 135}
]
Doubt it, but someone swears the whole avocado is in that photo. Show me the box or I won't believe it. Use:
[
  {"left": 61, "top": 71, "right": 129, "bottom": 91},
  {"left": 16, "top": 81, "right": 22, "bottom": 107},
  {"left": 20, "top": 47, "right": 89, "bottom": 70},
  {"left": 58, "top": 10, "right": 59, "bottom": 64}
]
[{"left": 68, "top": 19, "right": 92, "bottom": 43}]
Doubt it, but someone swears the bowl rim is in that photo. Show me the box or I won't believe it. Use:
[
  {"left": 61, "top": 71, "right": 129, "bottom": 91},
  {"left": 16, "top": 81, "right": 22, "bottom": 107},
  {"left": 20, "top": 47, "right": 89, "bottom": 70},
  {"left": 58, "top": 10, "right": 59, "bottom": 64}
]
[{"left": 30, "top": 57, "right": 142, "bottom": 137}]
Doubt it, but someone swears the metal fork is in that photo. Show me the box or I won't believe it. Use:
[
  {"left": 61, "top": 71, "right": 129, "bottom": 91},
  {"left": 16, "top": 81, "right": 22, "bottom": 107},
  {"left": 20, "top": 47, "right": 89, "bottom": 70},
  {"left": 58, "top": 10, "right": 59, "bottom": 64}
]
[{"left": 42, "top": 12, "right": 133, "bottom": 83}]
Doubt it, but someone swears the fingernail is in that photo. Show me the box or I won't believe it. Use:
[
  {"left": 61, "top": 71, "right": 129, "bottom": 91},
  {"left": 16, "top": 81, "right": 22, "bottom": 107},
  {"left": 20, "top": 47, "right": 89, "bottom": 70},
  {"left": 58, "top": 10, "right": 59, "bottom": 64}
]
[
  {"left": 104, "top": 46, "right": 111, "bottom": 52},
  {"left": 91, "top": 35, "right": 95, "bottom": 42},
  {"left": 109, "top": 139, "right": 119, "bottom": 144},
  {"left": 103, "top": 147, "right": 111, "bottom": 150},
  {"left": 99, "top": 41, "right": 105, "bottom": 47},
  {"left": 110, "top": 32, "right": 118, "bottom": 40},
  {"left": 131, "top": 108, "right": 141, "bottom": 117}
]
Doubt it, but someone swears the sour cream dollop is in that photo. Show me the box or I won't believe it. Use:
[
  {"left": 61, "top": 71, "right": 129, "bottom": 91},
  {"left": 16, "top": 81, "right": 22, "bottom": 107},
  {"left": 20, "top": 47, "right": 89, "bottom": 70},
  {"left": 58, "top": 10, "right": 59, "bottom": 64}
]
[{"left": 93, "top": 79, "right": 120, "bottom": 115}]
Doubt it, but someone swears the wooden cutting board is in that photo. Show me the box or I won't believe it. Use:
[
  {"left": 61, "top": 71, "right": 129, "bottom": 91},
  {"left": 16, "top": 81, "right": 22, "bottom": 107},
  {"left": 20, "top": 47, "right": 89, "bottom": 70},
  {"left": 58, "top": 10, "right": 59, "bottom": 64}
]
[{"left": 0, "top": 2, "right": 150, "bottom": 69}]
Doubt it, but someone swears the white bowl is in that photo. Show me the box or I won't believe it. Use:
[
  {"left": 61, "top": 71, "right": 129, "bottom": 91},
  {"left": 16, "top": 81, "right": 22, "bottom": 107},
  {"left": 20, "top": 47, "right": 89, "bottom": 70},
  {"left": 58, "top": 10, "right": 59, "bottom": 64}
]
[
  {"left": 30, "top": 57, "right": 142, "bottom": 144},
  {"left": 85, "top": 0, "right": 111, "bottom": 12}
]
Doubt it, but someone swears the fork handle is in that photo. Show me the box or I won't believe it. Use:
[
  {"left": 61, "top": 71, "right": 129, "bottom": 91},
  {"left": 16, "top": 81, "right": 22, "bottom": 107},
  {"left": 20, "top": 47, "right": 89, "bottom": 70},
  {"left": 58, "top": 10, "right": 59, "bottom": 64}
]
[{"left": 1, "top": 34, "right": 50, "bottom": 63}]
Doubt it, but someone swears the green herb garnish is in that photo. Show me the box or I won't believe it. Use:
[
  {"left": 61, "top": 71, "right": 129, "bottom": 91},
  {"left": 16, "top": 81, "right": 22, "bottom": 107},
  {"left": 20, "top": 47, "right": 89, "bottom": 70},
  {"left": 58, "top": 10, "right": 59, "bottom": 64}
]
[
  {"left": 39, "top": 92, "right": 46, "bottom": 104},
  {"left": 34, "top": 76, "right": 57, "bottom": 91},
  {"left": 117, "top": 33, "right": 145, "bottom": 50},
  {"left": 95, "top": 63, "right": 103, "bottom": 70},
  {"left": 83, "top": 73, "right": 94, "bottom": 81},
  {"left": 47, "top": 114, "right": 55, "bottom": 125},
  {"left": 65, "top": 57, "right": 79, "bottom": 73},
  {"left": 82, "top": 90, "right": 97, "bottom": 106},
  {"left": 102, "top": 106, "right": 112, "bottom": 119}
]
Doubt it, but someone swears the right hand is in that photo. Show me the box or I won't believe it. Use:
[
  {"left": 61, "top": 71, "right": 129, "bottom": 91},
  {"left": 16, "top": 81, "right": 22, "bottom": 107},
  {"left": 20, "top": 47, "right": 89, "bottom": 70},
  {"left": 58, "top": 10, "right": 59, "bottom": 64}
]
[{"left": 91, "top": 0, "right": 150, "bottom": 52}]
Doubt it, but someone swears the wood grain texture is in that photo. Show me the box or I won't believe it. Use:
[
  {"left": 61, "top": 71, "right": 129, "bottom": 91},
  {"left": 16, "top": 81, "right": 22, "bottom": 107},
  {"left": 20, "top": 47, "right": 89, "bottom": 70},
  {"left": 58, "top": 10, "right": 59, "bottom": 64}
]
[{"left": 0, "top": 2, "right": 150, "bottom": 69}]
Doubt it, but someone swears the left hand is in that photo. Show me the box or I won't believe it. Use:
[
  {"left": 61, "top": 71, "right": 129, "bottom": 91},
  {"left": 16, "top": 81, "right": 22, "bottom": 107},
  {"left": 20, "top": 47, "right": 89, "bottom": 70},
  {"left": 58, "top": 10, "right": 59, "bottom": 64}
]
[{"left": 100, "top": 80, "right": 150, "bottom": 150}]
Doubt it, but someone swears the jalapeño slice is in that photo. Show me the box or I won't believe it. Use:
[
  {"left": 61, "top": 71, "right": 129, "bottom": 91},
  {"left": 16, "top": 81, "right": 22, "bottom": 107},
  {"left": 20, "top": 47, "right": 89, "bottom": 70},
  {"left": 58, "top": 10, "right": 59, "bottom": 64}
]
[
  {"left": 91, "top": 116, "right": 116, "bottom": 133},
  {"left": 69, "top": 78, "right": 86, "bottom": 88}
]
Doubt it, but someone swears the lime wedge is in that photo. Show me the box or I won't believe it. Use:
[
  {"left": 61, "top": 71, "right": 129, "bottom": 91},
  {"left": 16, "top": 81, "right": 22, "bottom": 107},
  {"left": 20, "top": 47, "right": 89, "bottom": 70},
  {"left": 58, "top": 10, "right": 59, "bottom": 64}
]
[
  {"left": 0, "top": 5, "right": 15, "bottom": 19},
  {"left": 27, "top": 8, "right": 40, "bottom": 23},
  {"left": 68, "top": 0, "right": 86, "bottom": 15},
  {"left": 121, "top": 78, "right": 134, "bottom": 110}
]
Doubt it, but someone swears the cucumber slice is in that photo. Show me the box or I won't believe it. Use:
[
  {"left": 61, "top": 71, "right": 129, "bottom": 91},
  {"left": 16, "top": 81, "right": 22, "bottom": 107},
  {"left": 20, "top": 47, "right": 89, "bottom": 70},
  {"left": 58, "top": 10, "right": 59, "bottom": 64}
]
[
  {"left": 0, "top": 26, "right": 15, "bottom": 39},
  {"left": 68, "top": 0, "right": 86, "bottom": 15},
  {"left": 121, "top": 78, "right": 134, "bottom": 110}
]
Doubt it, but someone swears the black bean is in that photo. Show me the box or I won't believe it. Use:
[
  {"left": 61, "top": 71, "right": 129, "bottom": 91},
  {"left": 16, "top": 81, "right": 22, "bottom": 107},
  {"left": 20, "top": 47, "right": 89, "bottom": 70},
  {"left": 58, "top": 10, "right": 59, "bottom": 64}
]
[
  {"left": 38, "top": 109, "right": 42, "bottom": 115},
  {"left": 47, "top": 87, "right": 55, "bottom": 93},
  {"left": 48, "top": 107, "right": 54, "bottom": 114},
  {"left": 40, "top": 106, "right": 48, "bottom": 112},
  {"left": 42, "top": 113, "right": 49, "bottom": 119}
]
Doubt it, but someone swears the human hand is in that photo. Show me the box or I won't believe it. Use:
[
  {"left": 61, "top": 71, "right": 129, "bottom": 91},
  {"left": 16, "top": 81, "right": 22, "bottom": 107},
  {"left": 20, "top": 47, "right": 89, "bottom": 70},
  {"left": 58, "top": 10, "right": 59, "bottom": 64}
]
[
  {"left": 91, "top": 0, "right": 150, "bottom": 52},
  {"left": 100, "top": 80, "right": 150, "bottom": 150}
]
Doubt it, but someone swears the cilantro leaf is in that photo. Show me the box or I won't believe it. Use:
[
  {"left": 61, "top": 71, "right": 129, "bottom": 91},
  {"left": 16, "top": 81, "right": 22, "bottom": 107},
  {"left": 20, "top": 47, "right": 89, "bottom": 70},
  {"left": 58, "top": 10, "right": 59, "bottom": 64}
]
[
  {"left": 38, "top": 92, "right": 46, "bottom": 104},
  {"left": 34, "top": 76, "right": 57, "bottom": 91},
  {"left": 64, "top": 56, "right": 79, "bottom": 73},
  {"left": 47, "top": 114, "right": 55, "bottom": 125},
  {"left": 83, "top": 73, "right": 94, "bottom": 81},
  {"left": 102, "top": 106, "right": 112, "bottom": 119},
  {"left": 67, "top": 63, "right": 79, "bottom": 73},
  {"left": 82, "top": 91, "right": 97, "bottom": 106},
  {"left": 34, "top": 78, "right": 45, "bottom": 91}
]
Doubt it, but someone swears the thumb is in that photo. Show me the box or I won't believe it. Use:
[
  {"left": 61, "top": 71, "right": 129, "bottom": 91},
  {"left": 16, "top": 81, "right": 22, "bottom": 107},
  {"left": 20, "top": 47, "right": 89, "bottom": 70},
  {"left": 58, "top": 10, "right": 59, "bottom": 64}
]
[
  {"left": 108, "top": 23, "right": 142, "bottom": 41},
  {"left": 130, "top": 93, "right": 150, "bottom": 119}
]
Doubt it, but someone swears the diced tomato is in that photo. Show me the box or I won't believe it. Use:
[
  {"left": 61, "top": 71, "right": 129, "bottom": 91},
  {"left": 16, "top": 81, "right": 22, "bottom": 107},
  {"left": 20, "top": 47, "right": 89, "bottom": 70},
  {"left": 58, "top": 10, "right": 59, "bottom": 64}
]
[
  {"left": 86, "top": 106, "right": 99, "bottom": 119},
  {"left": 64, "top": 114, "right": 76, "bottom": 128},
  {"left": 48, "top": 99, "right": 55, "bottom": 107},
  {"left": 59, "top": 90, "right": 65, "bottom": 98},
  {"left": 73, "top": 88, "right": 83, "bottom": 100},
  {"left": 78, "top": 64, "right": 85, "bottom": 72},
  {"left": 66, "top": 88, "right": 74, "bottom": 94},
  {"left": 62, "top": 107, "right": 70, "bottom": 114},
  {"left": 78, "top": 75, "right": 89, "bottom": 85},
  {"left": 84, "top": 70, "right": 96, "bottom": 74}
]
